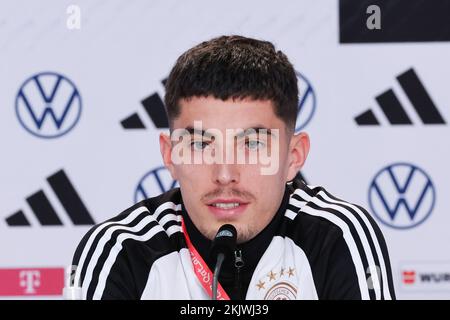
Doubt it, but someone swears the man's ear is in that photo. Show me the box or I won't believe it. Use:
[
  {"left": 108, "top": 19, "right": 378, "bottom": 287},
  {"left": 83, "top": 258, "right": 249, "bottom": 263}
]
[
  {"left": 159, "top": 132, "right": 177, "bottom": 180},
  {"left": 286, "top": 132, "right": 310, "bottom": 181}
]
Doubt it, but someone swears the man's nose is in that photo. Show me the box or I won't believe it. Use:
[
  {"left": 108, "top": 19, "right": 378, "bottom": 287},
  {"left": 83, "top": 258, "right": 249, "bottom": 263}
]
[{"left": 212, "top": 163, "right": 240, "bottom": 185}]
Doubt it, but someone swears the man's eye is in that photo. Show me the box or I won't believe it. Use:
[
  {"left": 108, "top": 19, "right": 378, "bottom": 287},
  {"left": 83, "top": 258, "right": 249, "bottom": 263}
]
[
  {"left": 245, "top": 140, "right": 265, "bottom": 150},
  {"left": 190, "top": 141, "right": 209, "bottom": 150}
]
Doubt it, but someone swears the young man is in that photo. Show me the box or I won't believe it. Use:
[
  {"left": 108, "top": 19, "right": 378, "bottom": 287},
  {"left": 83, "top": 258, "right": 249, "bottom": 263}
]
[{"left": 70, "top": 35, "right": 395, "bottom": 300}]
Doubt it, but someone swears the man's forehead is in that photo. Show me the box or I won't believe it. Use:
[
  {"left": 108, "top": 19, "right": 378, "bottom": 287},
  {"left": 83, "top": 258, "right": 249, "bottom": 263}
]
[{"left": 173, "top": 97, "right": 287, "bottom": 134}]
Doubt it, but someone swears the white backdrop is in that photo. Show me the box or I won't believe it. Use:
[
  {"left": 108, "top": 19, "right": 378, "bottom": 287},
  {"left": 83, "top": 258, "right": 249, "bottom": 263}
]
[{"left": 1, "top": 0, "right": 449, "bottom": 299}]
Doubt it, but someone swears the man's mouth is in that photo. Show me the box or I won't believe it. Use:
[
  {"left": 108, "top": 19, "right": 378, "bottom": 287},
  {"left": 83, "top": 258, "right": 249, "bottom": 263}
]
[
  {"left": 206, "top": 199, "right": 250, "bottom": 218},
  {"left": 207, "top": 198, "right": 249, "bottom": 208},
  {"left": 210, "top": 202, "right": 241, "bottom": 209}
]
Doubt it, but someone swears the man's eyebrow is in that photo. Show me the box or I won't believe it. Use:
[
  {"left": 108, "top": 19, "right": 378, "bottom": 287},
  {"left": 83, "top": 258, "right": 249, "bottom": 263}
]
[
  {"left": 182, "top": 126, "right": 277, "bottom": 139},
  {"left": 184, "top": 127, "right": 214, "bottom": 139},
  {"left": 234, "top": 127, "right": 278, "bottom": 139}
]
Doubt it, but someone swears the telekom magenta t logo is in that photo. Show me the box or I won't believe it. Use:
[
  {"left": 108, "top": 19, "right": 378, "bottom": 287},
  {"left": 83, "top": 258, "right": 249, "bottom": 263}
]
[
  {"left": 0, "top": 268, "right": 64, "bottom": 296},
  {"left": 19, "top": 270, "right": 41, "bottom": 294}
]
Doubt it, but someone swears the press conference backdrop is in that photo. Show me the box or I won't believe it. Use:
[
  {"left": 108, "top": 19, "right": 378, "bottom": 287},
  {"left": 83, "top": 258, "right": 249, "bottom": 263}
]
[{"left": 1, "top": 0, "right": 449, "bottom": 299}]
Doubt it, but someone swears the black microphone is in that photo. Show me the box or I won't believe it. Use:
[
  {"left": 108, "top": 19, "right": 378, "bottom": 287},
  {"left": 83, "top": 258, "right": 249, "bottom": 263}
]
[{"left": 210, "top": 224, "right": 237, "bottom": 300}]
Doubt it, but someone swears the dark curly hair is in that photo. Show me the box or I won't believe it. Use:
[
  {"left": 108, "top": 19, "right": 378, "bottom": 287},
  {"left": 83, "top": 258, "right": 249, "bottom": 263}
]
[{"left": 164, "top": 35, "right": 298, "bottom": 133}]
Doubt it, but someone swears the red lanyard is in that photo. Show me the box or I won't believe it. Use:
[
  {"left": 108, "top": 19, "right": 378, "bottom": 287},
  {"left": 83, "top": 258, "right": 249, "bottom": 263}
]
[{"left": 181, "top": 218, "right": 230, "bottom": 300}]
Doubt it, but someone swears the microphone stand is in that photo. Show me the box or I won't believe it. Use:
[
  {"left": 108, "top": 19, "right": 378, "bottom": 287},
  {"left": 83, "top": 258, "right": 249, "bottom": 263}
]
[{"left": 212, "top": 253, "right": 225, "bottom": 300}]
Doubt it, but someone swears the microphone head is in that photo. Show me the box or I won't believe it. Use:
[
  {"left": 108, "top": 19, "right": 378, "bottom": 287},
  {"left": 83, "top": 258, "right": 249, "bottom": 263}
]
[{"left": 209, "top": 224, "right": 237, "bottom": 261}]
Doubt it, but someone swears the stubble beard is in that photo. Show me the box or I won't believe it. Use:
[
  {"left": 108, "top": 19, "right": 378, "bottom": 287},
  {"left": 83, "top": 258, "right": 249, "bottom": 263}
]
[{"left": 200, "top": 221, "right": 261, "bottom": 244}]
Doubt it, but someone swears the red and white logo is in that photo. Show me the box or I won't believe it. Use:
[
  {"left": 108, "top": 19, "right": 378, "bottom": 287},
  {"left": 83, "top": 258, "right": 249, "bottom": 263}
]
[
  {"left": 19, "top": 270, "right": 41, "bottom": 294},
  {"left": 402, "top": 270, "right": 416, "bottom": 284},
  {"left": 0, "top": 268, "right": 64, "bottom": 296},
  {"left": 400, "top": 262, "right": 450, "bottom": 292}
]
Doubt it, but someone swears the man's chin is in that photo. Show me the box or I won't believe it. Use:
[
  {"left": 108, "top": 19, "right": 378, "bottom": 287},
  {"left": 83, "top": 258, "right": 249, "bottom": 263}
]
[{"left": 197, "top": 215, "right": 260, "bottom": 243}]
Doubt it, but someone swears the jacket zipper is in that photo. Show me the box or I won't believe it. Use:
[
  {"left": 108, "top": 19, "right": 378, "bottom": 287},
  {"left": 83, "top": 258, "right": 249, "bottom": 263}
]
[{"left": 234, "top": 249, "right": 245, "bottom": 299}]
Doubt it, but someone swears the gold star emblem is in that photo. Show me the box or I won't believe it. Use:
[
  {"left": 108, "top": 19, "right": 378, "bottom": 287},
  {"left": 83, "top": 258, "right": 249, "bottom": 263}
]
[
  {"left": 280, "top": 268, "right": 285, "bottom": 276},
  {"left": 288, "top": 267, "right": 295, "bottom": 277},
  {"left": 256, "top": 280, "right": 265, "bottom": 290},
  {"left": 268, "top": 270, "right": 277, "bottom": 281}
]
